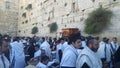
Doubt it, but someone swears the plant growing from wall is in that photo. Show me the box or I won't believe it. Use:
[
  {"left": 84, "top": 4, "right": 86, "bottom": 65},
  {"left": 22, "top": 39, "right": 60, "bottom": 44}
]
[
  {"left": 22, "top": 12, "right": 26, "bottom": 18},
  {"left": 84, "top": 7, "right": 113, "bottom": 34},
  {"left": 92, "top": 0, "right": 95, "bottom": 2},
  {"left": 31, "top": 26, "right": 38, "bottom": 34},
  {"left": 25, "top": 20, "right": 28, "bottom": 23},
  {"left": 49, "top": 22, "right": 58, "bottom": 33},
  {"left": 26, "top": 4, "right": 32, "bottom": 10}
]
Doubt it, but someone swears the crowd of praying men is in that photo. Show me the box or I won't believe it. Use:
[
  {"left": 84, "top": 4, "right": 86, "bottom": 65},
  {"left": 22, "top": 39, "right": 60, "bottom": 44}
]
[{"left": 0, "top": 33, "right": 120, "bottom": 68}]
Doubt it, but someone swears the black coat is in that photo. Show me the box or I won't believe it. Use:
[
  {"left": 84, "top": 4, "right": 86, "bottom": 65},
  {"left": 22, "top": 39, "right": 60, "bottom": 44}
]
[{"left": 114, "top": 46, "right": 120, "bottom": 63}]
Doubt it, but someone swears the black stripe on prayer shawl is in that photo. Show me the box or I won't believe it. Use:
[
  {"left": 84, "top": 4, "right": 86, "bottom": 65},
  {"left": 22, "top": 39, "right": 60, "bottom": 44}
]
[{"left": 81, "top": 63, "right": 90, "bottom": 68}]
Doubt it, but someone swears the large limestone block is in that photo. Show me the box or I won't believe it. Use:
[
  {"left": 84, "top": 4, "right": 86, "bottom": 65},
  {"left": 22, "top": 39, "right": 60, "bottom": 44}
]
[{"left": 78, "top": 0, "right": 94, "bottom": 11}]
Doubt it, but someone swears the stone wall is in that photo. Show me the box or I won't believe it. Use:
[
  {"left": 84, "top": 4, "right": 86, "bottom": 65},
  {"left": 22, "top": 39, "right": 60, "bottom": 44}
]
[
  {"left": 0, "top": 0, "right": 19, "bottom": 36},
  {"left": 18, "top": 0, "right": 120, "bottom": 38}
]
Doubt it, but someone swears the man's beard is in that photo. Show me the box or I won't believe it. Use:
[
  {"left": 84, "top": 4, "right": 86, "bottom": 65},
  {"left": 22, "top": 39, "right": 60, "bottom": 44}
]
[{"left": 91, "top": 48, "right": 98, "bottom": 52}]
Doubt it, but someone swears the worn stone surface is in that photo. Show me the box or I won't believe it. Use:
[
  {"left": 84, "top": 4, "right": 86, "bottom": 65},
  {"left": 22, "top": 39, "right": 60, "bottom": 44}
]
[
  {"left": 0, "top": 0, "right": 18, "bottom": 36},
  {"left": 18, "top": 0, "right": 120, "bottom": 38}
]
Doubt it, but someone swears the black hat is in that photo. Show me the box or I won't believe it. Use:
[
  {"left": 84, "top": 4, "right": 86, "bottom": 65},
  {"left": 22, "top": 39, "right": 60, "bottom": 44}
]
[{"left": 102, "top": 37, "right": 109, "bottom": 42}]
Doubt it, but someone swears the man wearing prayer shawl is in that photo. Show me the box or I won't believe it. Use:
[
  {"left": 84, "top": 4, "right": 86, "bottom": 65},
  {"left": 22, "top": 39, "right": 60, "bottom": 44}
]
[
  {"left": 76, "top": 39, "right": 102, "bottom": 68},
  {"left": 0, "top": 39, "right": 10, "bottom": 68},
  {"left": 60, "top": 33, "right": 81, "bottom": 68},
  {"left": 10, "top": 37, "right": 25, "bottom": 68},
  {"left": 40, "top": 37, "right": 51, "bottom": 59}
]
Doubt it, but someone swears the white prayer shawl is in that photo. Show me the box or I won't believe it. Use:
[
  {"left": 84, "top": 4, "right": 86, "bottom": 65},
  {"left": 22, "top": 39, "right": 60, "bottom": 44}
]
[
  {"left": 76, "top": 47, "right": 102, "bottom": 68},
  {"left": 56, "top": 43, "right": 63, "bottom": 63},
  {"left": 34, "top": 50, "right": 41, "bottom": 60},
  {"left": 47, "top": 61, "right": 55, "bottom": 67},
  {"left": 57, "top": 43, "right": 63, "bottom": 51},
  {"left": 77, "top": 49, "right": 82, "bottom": 54},
  {"left": 36, "top": 62, "right": 47, "bottom": 68},
  {"left": 62, "top": 42, "right": 69, "bottom": 52},
  {"left": 10, "top": 41, "right": 25, "bottom": 68},
  {"left": 0, "top": 54, "right": 10, "bottom": 68},
  {"left": 10, "top": 42, "right": 14, "bottom": 63},
  {"left": 25, "top": 65, "right": 36, "bottom": 68},
  {"left": 97, "top": 41, "right": 111, "bottom": 62},
  {"left": 110, "top": 41, "right": 119, "bottom": 55},
  {"left": 106, "top": 45, "right": 111, "bottom": 62},
  {"left": 40, "top": 41, "right": 51, "bottom": 58},
  {"left": 81, "top": 41, "right": 87, "bottom": 48},
  {"left": 60, "top": 45, "right": 78, "bottom": 67}
]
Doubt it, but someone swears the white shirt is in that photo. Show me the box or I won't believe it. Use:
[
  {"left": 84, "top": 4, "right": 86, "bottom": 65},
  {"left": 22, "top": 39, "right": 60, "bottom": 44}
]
[
  {"left": 76, "top": 47, "right": 102, "bottom": 68},
  {"left": 97, "top": 41, "right": 111, "bottom": 62},
  {"left": 36, "top": 62, "right": 47, "bottom": 68},
  {"left": 56, "top": 43, "right": 64, "bottom": 62},
  {"left": 57, "top": 43, "right": 63, "bottom": 51},
  {"left": 34, "top": 50, "right": 41, "bottom": 60},
  {"left": 110, "top": 41, "right": 119, "bottom": 55},
  {"left": 60, "top": 45, "right": 78, "bottom": 67}
]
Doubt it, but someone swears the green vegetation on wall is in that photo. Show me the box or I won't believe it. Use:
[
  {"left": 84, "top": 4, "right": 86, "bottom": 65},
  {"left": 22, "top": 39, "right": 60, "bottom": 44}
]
[
  {"left": 92, "top": 0, "right": 95, "bottom": 2},
  {"left": 22, "top": 12, "right": 26, "bottom": 18},
  {"left": 26, "top": 4, "right": 32, "bottom": 10},
  {"left": 31, "top": 26, "right": 38, "bottom": 34},
  {"left": 84, "top": 7, "right": 113, "bottom": 34},
  {"left": 50, "top": 22, "right": 58, "bottom": 33}
]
